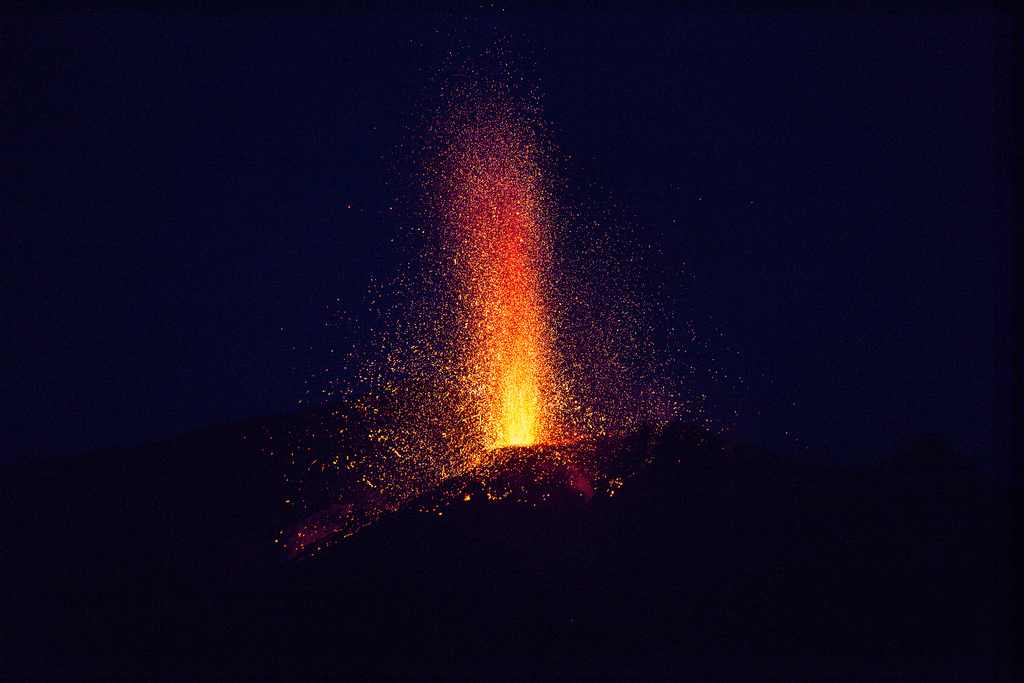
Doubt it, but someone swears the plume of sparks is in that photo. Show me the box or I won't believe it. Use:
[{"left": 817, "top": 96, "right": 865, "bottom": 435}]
[
  {"left": 274, "top": 70, "right": 703, "bottom": 560},
  {"left": 442, "top": 103, "right": 560, "bottom": 449}
]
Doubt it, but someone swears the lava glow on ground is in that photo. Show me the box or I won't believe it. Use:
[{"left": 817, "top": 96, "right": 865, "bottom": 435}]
[{"left": 278, "top": 74, "right": 679, "bottom": 560}]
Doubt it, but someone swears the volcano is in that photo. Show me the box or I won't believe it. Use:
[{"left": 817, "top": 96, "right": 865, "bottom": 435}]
[{"left": 0, "top": 401, "right": 1011, "bottom": 677}]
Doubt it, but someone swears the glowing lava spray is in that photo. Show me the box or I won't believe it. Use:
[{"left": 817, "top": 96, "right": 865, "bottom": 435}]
[
  {"left": 441, "top": 102, "right": 561, "bottom": 449},
  {"left": 277, "top": 76, "right": 695, "bottom": 559}
]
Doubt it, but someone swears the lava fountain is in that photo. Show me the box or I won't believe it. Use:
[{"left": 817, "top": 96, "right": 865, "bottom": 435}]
[
  {"left": 442, "top": 111, "right": 560, "bottom": 449},
  {"left": 277, "top": 76, "right": 684, "bottom": 559}
]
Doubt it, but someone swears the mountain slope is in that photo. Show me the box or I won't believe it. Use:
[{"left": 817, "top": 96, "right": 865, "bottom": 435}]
[{"left": 0, "top": 406, "right": 1010, "bottom": 677}]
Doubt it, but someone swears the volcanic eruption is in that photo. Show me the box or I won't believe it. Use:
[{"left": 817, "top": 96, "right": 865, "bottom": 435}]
[{"left": 279, "top": 75, "right": 666, "bottom": 559}]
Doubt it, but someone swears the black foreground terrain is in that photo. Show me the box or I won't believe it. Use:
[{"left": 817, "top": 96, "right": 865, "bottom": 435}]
[{"left": 0, "top": 405, "right": 1012, "bottom": 677}]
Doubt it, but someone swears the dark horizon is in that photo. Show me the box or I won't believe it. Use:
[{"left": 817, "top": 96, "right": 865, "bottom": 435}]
[{"left": 2, "top": 13, "right": 1014, "bottom": 478}]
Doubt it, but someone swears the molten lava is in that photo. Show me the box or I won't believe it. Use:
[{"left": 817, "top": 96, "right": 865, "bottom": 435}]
[{"left": 446, "top": 109, "right": 559, "bottom": 449}]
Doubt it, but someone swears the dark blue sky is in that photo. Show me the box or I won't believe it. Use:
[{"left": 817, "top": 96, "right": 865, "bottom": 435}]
[{"left": 2, "top": 13, "right": 1013, "bottom": 476}]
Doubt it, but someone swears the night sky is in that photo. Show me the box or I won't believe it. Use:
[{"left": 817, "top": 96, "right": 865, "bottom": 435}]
[{"left": 3, "top": 13, "right": 1013, "bottom": 477}]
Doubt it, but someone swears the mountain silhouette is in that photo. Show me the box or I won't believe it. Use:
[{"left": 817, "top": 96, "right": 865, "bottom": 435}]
[{"left": 0, "top": 402, "right": 1011, "bottom": 677}]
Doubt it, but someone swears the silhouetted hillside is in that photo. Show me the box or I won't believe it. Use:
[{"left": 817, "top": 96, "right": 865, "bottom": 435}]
[{"left": 0, "top": 406, "right": 1011, "bottom": 677}]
